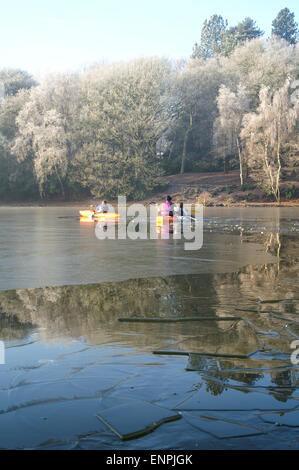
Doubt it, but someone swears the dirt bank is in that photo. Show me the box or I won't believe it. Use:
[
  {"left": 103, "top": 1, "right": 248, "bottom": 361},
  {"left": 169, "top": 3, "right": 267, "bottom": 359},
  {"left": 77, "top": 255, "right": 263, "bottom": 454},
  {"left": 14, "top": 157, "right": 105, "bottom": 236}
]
[
  {"left": 1, "top": 170, "right": 299, "bottom": 208},
  {"left": 143, "top": 170, "right": 299, "bottom": 207}
]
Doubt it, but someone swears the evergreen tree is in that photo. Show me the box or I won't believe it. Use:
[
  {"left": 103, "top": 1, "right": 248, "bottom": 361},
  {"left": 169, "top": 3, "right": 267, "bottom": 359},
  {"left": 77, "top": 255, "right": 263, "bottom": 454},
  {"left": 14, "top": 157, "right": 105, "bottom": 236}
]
[
  {"left": 192, "top": 15, "right": 227, "bottom": 60},
  {"left": 272, "top": 8, "right": 298, "bottom": 45},
  {"left": 222, "top": 18, "right": 264, "bottom": 56},
  {"left": 236, "top": 17, "right": 264, "bottom": 41}
]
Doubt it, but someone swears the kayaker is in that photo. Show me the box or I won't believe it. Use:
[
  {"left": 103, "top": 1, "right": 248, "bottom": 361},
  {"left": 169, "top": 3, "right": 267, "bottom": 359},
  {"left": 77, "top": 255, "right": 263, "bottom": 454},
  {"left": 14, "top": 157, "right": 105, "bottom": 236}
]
[
  {"left": 102, "top": 201, "right": 109, "bottom": 213},
  {"left": 96, "top": 200, "right": 109, "bottom": 214},
  {"left": 174, "top": 202, "right": 189, "bottom": 217},
  {"left": 161, "top": 195, "right": 174, "bottom": 217}
]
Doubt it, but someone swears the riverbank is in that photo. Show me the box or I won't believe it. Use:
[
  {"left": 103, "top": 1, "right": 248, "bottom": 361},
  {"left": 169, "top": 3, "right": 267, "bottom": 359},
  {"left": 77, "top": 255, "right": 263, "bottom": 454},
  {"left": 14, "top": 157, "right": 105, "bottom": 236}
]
[{"left": 1, "top": 170, "right": 299, "bottom": 208}]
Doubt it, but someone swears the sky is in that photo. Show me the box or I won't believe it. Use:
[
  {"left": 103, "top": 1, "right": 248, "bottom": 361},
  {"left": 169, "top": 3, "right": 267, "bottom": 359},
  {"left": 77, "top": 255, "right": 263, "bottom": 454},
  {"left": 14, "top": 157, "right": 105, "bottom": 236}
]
[{"left": 0, "top": 0, "right": 298, "bottom": 78}]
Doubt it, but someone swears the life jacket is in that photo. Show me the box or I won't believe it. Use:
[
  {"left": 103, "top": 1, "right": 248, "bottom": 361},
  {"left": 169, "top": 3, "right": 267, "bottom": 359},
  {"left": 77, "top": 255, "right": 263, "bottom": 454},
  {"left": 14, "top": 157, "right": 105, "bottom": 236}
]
[{"left": 161, "top": 201, "right": 173, "bottom": 216}]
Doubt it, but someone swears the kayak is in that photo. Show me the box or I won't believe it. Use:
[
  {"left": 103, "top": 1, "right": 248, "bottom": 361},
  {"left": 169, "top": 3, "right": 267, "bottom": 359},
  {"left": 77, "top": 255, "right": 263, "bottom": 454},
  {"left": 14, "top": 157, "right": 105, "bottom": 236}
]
[
  {"left": 79, "top": 210, "right": 119, "bottom": 219},
  {"left": 156, "top": 215, "right": 176, "bottom": 226},
  {"left": 79, "top": 210, "right": 95, "bottom": 217}
]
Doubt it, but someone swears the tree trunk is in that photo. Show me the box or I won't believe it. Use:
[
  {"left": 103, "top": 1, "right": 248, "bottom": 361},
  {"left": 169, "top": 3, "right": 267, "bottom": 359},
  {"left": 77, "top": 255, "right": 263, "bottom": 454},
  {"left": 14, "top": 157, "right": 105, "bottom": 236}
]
[
  {"left": 275, "top": 140, "right": 281, "bottom": 203},
  {"left": 223, "top": 155, "right": 228, "bottom": 174},
  {"left": 180, "top": 129, "right": 189, "bottom": 174},
  {"left": 245, "top": 163, "right": 249, "bottom": 180},
  {"left": 55, "top": 166, "right": 65, "bottom": 200},
  {"left": 236, "top": 136, "right": 243, "bottom": 186},
  {"left": 180, "top": 114, "right": 192, "bottom": 175},
  {"left": 263, "top": 140, "right": 276, "bottom": 199}
]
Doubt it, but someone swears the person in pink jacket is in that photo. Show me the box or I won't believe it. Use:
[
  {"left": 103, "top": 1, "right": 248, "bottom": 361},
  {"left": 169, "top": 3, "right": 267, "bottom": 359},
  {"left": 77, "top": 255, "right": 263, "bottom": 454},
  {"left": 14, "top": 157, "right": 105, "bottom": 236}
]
[{"left": 161, "top": 195, "right": 174, "bottom": 216}]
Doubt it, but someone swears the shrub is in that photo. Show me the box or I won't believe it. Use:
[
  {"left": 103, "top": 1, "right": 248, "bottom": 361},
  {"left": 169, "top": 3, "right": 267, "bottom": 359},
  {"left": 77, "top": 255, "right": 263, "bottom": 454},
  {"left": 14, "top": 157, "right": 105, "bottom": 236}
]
[
  {"left": 285, "top": 185, "right": 296, "bottom": 200},
  {"left": 225, "top": 184, "right": 237, "bottom": 194},
  {"left": 244, "top": 192, "right": 254, "bottom": 201},
  {"left": 262, "top": 185, "right": 273, "bottom": 197},
  {"left": 226, "top": 197, "right": 235, "bottom": 206},
  {"left": 240, "top": 183, "right": 256, "bottom": 191}
]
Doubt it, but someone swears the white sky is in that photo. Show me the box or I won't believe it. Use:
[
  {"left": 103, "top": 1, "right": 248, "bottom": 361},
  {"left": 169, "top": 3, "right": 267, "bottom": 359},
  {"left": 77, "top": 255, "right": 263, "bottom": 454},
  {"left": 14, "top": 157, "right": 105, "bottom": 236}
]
[{"left": 0, "top": 0, "right": 298, "bottom": 78}]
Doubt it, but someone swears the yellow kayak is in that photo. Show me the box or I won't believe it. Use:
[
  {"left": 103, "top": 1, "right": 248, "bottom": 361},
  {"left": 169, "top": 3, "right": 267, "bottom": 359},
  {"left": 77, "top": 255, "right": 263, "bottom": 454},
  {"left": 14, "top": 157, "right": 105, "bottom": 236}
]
[
  {"left": 156, "top": 215, "right": 176, "bottom": 226},
  {"left": 79, "top": 210, "right": 95, "bottom": 218},
  {"left": 79, "top": 210, "right": 119, "bottom": 219}
]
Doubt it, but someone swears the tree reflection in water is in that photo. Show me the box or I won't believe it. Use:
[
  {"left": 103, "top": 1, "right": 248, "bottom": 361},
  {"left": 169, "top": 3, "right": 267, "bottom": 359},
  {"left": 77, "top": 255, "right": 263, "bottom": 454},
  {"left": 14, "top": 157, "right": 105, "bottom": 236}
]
[{"left": 0, "top": 228, "right": 298, "bottom": 449}]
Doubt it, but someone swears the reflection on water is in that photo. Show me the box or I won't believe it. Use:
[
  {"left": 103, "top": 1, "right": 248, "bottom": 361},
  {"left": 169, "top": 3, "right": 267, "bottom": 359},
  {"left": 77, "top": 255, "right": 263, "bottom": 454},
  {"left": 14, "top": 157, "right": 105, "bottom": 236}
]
[
  {"left": 0, "top": 207, "right": 298, "bottom": 449},
  {"left": 0, "top": 232, "right": 298, "bottom": 449}
]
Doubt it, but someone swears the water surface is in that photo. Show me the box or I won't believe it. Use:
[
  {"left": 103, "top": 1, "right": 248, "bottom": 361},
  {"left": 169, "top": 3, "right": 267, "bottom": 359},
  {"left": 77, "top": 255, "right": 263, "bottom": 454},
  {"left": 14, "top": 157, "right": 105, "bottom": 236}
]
[
  {"left": 0, "top": 207, "right": 298, "bottom": 449},
  {"left": 0, "top": 206, "right": 287, "bottom": 290}
]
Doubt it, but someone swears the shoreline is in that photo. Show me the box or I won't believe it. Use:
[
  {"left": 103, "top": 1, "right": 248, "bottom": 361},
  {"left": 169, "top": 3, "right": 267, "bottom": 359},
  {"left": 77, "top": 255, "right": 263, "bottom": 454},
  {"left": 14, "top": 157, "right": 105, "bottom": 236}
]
[
  {"left": 1, "top": 199, "right": 299, "bottom": 208},
  {"left": 1, "top": 170, "right": 298, "bottom": 209}
]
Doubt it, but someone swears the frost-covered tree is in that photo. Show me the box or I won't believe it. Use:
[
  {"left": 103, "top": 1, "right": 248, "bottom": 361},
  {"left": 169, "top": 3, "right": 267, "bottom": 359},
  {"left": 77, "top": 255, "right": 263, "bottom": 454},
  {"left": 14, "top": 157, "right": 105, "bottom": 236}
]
[
  {"left": 222, "top": 37, "right": 299, "bottom": 107},
  {"left": 72, "top": 58, "right": 172, "bottom": 199},
  {"left": 167, "top": 58, "right": 225, "bottom": 174},
  {"left": 12, "top": 74, "right": 80, "bottom": 198},
  {"left": 0, "top": 69, "right": 37, "bottom": 97},
  {"left": 214, "top": 85, "right": 250, "bottom": 184},
  {"left": 241, "top": 81, "right": 299, "bottom": 201},
  {"left": 0, "top": 88, "right": 38, "bottom": 199}
]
